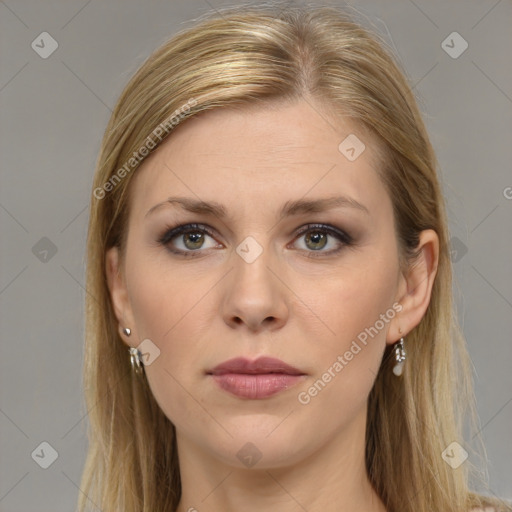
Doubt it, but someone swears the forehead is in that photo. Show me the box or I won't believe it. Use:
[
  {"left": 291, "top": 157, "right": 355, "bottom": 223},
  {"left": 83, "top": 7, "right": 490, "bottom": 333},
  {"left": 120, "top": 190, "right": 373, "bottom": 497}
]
[{"left": 127, "top": 99, "right": 389, "bottom": 222}]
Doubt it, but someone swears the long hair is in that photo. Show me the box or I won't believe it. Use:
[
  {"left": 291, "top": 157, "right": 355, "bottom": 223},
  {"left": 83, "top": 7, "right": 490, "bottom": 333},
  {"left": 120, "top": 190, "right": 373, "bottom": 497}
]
[{"left": 78, "top": 3, "right": 509, "bottom": 511}]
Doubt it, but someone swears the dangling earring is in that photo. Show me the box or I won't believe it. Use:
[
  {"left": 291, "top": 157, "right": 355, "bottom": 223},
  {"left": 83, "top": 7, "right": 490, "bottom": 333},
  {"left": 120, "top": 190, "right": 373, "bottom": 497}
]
[
  {"left": 129, "top": 347, "right": 144, "bottom": 375},
  {"left": 122, "top": 327, "right": 144, "bottom": 375},
  {"left": 393, "top": 337, "right": 406, "bottom": 376}
]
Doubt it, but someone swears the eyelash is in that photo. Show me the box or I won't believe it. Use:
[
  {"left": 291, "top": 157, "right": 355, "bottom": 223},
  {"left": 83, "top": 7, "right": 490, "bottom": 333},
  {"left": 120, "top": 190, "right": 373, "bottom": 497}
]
[{"left": 157, "top": 222, "right": 354, "bottom": 258}]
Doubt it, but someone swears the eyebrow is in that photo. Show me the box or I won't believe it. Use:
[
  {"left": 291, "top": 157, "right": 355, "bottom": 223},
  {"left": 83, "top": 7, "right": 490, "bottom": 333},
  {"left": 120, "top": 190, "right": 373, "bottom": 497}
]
[{"left": 145, "top": 195, "right": 369, "bottom": 219}]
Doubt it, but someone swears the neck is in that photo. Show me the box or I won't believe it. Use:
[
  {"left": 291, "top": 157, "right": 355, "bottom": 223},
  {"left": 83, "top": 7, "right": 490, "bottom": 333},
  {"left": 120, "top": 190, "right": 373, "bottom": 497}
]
[{"left": 175, "top": 408, "right": 386, "bottom": 512}]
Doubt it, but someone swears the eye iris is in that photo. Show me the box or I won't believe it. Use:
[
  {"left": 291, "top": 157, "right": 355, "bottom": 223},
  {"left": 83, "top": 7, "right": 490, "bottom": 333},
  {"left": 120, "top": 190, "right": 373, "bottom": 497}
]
[
  {"left": 305, "top": 231, "right": 327, "bottom": 250},
  {"left": 183, "top": 232, "right": 204, "bottom": 250}
]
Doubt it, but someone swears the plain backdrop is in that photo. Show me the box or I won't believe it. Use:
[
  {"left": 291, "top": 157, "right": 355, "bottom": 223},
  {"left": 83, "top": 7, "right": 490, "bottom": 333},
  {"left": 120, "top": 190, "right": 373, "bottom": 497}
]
[{"left": 0, "top": 0, "right": 511, "bottom": 510}]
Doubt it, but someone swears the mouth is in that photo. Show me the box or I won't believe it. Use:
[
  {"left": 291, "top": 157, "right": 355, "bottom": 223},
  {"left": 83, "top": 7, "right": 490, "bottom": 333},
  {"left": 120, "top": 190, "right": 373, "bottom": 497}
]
[{"left": 207, "top": 356, "right": 307, "bottom": 400}]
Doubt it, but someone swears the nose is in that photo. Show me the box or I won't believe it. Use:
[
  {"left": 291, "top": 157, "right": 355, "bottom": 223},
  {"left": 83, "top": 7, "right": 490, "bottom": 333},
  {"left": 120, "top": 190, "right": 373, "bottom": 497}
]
[{"left": 221, "top": 241, "right": 289, "bottom": 333}]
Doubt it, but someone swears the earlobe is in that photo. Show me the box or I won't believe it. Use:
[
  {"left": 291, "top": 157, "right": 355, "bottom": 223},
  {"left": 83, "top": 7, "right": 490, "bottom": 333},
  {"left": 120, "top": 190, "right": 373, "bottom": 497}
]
[{"left": 387, "top": 229, "right": 439, "bottom": 344}]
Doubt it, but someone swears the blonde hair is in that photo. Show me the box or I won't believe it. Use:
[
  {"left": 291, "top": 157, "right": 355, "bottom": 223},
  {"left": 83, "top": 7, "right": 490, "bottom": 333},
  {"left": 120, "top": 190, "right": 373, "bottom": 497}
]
[{"left": 78, "top": 3, "right": 509, "bottom": 511}]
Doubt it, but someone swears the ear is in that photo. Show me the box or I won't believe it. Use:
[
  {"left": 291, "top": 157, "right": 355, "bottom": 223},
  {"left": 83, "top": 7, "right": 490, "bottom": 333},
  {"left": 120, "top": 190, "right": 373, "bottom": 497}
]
[
  {"left": 386, "top": 229, "right": 439, "bottom": 344},
  {"left": 105, "top": 246, "right": 137, "bottom": 347}
]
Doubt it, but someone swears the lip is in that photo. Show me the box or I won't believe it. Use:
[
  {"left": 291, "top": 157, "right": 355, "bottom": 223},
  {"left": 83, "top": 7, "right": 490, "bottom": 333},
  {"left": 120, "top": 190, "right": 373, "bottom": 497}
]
[
  {"left": 207, "top": 357, "right": 306, "bottom": 399},
  {"left": 209, "top": 356, "right": 304, "bottom": 376}
]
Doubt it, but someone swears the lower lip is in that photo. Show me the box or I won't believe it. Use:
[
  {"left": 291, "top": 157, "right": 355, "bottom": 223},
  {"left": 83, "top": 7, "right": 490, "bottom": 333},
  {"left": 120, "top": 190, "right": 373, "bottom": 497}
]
[{"left": 211, "top": 373, "right": 304, "bottom": 399}]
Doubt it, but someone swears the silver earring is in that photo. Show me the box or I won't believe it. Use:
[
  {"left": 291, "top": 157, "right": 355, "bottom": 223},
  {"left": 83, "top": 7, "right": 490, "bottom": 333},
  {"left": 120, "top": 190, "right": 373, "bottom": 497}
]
[
  {"left": 122, "top": 327, "right": 131, "bottom": 336},
  {"left": 392, "top": 337, "right": 406, "bottom": 376},
  {"left": 129, "top": 347, "right": 144, "bottom": 375}
]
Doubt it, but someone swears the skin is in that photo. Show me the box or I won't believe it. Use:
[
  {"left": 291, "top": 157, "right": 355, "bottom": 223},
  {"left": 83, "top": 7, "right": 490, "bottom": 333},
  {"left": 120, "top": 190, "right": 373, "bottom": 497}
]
[{"left": 106, "top": 98, "right": 439, "bottom": 512}]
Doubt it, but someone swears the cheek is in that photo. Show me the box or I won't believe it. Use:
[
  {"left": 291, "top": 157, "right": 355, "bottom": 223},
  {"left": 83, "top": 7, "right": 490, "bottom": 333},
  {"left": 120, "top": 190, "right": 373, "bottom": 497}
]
[
  {"left": 126, "top": 264, "right": 212, "bottom": 430},
  {"left": 292, "top": 267, "right": 397, "bottom": 434},
  {"left": 126, "top": 249, "right": 211, "bottom": 343},
  {"left": 294, "top": 251, "right": 399, "bottom": 354}
]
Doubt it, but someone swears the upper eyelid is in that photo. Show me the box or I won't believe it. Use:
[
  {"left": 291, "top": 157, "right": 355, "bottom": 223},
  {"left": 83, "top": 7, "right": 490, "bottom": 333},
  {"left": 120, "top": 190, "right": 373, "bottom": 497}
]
[{"left": 162, "top": 222, "right": 343, "bottom": 238}]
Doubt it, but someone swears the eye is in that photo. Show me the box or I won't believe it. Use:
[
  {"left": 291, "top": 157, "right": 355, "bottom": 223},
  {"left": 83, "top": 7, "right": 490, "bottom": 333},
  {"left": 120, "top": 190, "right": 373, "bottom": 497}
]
[
  {"left": 291, "top": 224, "right": 353, "bottom": 257},
  {"left": 158, "top": 223, "right": 220, "bottom": 257}
]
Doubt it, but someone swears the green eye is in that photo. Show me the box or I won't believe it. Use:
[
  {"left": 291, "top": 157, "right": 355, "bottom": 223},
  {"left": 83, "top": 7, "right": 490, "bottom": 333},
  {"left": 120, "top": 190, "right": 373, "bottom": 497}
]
[
  {"left": 181, "top": 231, "right": 206, "bottom": 250},
  {"left": 304, "top": 230, "right": 329, "bottom": 250},
  {"left": 292, "top": 224, "right": 353, "bottom": 256},
  {"left": 158, "top": 223, "right": 219, "bottom": 257}
]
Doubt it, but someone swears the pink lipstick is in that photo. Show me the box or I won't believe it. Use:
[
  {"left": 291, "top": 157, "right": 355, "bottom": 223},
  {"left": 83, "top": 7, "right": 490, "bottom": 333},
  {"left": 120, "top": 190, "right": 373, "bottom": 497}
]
[{"left": 208, "top": 356, "right": 306, "bottom": 399}]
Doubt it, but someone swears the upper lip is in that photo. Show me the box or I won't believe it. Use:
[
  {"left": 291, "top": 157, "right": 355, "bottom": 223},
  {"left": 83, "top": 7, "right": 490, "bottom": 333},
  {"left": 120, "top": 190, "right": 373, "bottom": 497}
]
[{"left": 208, "top": 357, "right": 305, "bottom": 376}]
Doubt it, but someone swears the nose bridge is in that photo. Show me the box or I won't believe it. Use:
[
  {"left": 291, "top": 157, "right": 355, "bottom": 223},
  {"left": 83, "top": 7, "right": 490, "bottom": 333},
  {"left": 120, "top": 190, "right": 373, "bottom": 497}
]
[
  {"left": 232, "top": 233, "right": 275, "bottom": 295},
  {"left": 221, "top": 232, "right": 288, "bottom": 331}
]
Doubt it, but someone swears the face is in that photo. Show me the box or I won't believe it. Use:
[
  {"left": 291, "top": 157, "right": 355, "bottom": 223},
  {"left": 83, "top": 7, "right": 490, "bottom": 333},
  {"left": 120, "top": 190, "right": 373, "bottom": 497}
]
[{"left": 107, "top": 99, "right": 408, "bottom": 469}]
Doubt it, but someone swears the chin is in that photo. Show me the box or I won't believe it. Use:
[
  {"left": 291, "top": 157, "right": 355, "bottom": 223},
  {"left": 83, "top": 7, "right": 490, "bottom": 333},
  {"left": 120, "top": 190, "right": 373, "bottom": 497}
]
[{"left": 195, "top": 415, "right": 315, "bottom": 470}]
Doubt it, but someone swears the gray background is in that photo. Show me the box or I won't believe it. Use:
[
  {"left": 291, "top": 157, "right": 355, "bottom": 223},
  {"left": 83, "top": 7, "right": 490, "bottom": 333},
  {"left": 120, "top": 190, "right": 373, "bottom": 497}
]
[{"left": 1, "top": 0, "right": 511, "bottom": 510}]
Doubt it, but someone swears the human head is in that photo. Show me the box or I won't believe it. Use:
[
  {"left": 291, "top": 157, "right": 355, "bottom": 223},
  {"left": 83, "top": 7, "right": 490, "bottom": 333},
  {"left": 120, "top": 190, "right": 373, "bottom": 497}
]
[{"left": 80, "top": 4, "right": 494, "bottom": 512}]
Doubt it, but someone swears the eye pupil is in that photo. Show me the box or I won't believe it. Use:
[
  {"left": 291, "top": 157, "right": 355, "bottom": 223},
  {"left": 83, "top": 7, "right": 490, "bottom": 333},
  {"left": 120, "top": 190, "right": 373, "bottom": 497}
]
[
  {"left": 184, "top": 232, "right": 204, "bottom": 249},
  {"left": 305, "top": 231, "right": 327, "bottom": 250}
]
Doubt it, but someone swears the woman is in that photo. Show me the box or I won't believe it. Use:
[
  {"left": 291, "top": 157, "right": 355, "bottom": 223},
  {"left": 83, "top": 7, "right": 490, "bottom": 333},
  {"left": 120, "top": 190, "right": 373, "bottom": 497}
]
[{"left": 78, "top": 3, "right": 510, "bottom": 511}]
